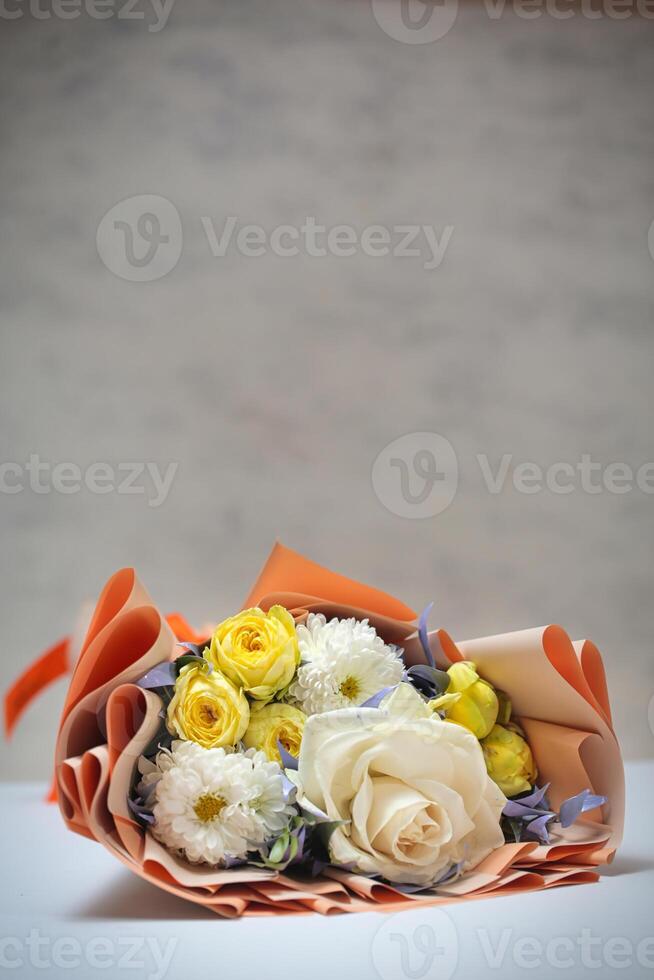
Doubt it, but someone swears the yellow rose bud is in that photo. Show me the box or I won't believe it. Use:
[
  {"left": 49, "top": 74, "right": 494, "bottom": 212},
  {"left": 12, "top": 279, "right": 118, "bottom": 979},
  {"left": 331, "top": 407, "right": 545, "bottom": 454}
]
[
  {"left": 166, "top": 662, "right": 249, "bottom": 749},
  {"left": 242, "top": 702, "right": 306, "bottom": 764},
  {"left": 481, "top": 722, "right": 538, "bottom": 797},
  {"left": 442, "top": 661, "right": 499, "bottom": 739},
  {"left": 207, "top": 605, "right": 299, "bottom": 701}
]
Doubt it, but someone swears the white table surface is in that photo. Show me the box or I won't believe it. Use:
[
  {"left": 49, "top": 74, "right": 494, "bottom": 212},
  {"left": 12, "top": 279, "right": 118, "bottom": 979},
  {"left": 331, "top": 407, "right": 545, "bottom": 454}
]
[{"left": 1, "top": 761, "right": 652, "bottom": 980}]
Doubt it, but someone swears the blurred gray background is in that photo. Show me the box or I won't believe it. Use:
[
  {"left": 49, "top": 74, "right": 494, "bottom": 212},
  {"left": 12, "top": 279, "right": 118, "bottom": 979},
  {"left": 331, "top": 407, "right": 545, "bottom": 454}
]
[{"left": 1, "top": 0, "right": 653, "bottom": 779}]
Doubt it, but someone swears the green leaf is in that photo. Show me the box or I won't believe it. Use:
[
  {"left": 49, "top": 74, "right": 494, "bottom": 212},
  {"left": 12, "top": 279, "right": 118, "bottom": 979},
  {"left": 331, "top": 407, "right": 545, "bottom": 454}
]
[
  {"left": 316, "top": 819, "right": 346, "bottom": 850},
  {"left": 268, "top": 834, "right": 289, "bottom": 865},
  {"left": 288, "top": 835, "right": 300, "bottom": 863},
  {"left": 174, "top": 654, "right": 206, "bottom": 676}
]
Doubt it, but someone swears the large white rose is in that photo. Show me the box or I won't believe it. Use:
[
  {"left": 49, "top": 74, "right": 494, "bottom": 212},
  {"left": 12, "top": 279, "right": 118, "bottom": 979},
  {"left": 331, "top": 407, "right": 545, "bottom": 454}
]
[{"left": 297, "top": 684, "right": 506, "bottom": 886}]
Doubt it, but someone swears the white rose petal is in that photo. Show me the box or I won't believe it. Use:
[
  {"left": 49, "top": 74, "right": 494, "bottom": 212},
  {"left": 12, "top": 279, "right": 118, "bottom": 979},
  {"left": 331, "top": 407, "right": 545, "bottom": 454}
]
[{"left": 297, "top": 689, "right": 506, "bottom": 886}]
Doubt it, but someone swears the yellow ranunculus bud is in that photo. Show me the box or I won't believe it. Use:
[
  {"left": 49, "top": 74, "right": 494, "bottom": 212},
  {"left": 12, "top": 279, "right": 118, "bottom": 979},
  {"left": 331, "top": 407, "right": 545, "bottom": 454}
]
[
  {"left": 207, "top": 606, "right": 299, "bottom": 701},
  {"left": 242, "top": 702, "right": 306, "bottom": 764},
  {"left": 496, "top": 689, "right": 512, "bottom": 726},
  {"left": 442, "top": 661, "right": 499, "bottom": 739},
  {"left": 166, "top": 662, "right": 249, "bottom": 749},
  {"left": 481, "top": 723, "right": 538, "bottom": 797}
]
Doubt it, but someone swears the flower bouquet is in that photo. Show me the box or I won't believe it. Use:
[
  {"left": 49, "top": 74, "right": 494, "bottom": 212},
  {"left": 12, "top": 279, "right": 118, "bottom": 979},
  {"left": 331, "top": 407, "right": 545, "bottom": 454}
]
[{"left": 38, "top": 544, "right": 623, "bottom": 916}]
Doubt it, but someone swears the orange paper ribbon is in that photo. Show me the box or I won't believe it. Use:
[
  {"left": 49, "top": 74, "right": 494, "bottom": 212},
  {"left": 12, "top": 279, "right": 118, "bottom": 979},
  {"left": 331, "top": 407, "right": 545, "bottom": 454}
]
[
  {"left": 4, "top": 637, "right": 71, "bottom": 740},
  {"left": 3, "top": 612, "right": 205, "bottom": 804}
]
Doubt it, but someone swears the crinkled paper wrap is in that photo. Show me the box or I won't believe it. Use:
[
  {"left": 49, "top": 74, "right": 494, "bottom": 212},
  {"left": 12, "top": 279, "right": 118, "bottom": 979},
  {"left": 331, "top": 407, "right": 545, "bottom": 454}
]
[{"left": 54, "top": 543, "right": 624, "bottom": 917}]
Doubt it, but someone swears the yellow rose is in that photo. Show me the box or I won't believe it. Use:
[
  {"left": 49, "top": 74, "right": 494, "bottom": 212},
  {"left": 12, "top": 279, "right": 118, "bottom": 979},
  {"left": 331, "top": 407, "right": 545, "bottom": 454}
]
[
  {"left": 166, "top": 662, "right": 249, "bottom": 749},
  {"left": 481, "top": 723, "right": 538, "bottom": 797},
  {"left": 207, "top": 606, "right": 299, "bottom": 701},
  {"left": 437, "top": 661, "right": 499, "bottom": 739},
  {"left": 242, "top": 702, "right": 306, "bottom": 764}
]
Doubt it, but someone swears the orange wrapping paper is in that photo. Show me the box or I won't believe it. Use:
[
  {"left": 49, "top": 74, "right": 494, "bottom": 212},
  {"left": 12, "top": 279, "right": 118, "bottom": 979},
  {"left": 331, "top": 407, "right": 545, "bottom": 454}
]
[{"left": 52, "top": 543, "right": 624, "bottom": 917}]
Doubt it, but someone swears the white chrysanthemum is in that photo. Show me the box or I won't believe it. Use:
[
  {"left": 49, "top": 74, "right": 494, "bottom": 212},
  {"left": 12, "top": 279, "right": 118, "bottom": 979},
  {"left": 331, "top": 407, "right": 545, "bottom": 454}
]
[
  {"left": 286, "top": 613, "right": 404, "bottom": 716},
  {"left": 148, "top": 740, "right": 295, "bottom": 865}
]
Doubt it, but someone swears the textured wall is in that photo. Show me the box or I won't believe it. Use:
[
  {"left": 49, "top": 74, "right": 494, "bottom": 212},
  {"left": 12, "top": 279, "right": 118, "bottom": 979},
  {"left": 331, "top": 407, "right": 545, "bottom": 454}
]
[{"left": 1, "top": 0, "right": 653, "bottom": 778}]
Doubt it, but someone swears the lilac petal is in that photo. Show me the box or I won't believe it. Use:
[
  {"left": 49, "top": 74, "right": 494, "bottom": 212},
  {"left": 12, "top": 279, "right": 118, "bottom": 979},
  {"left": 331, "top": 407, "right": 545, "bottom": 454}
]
[
  {"left": 502, "top": 800, "right": 530, "bottom": 818},
  {"left": 502, "top": 797, "right": 554, "bottom": 820},
  {"left": 361, "top": 685, "right": 397, "bottom": 709},
  {"left": 418, "top": 602, "right": 435, "bottom": 668},
  {"left": 299, "top": 797, "right": 332, "bottom": 823},
  {"left": 277, "top": 739, "right": 298, "bottom": 771},
  {"left": 429, "top": 861, "right": 463, "bottom": 888},
  {"left": 127, "top": 797, "right": 155, "bottom": 824},
  {"left": 136, "top": 662, "right": 176, "bottom": 689},
  {"left": 393, "top": 862, "right": 463, "bottom": 894},
  {"left": 512, "top": 783, "right": 551, "bottom": 809},
  {"left": 434, "top": 860, "right": 464, "bottom": 885},
  {"left": 223, "top": 854, "right": 247, "bottom": 869},
  {"left": 280, "top": 773, "right": 297, "bottom": 803},
  {"left": 524, "top": 813, "right": 553, "bottom": 844},
  {"left": 178, "top": 642, "right": 205, "bottom": 657},
  {"left": 392, "top": 882, "right": 431, "bottom": 894},
  {"left": 559, "top": 789, "right": 607, "bottom": 828}
]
